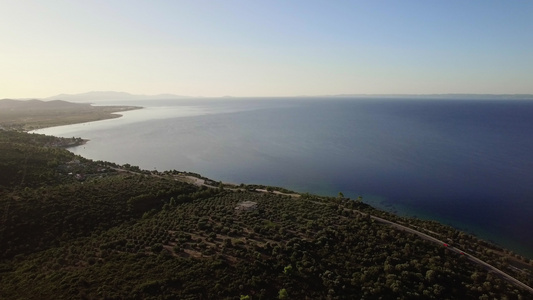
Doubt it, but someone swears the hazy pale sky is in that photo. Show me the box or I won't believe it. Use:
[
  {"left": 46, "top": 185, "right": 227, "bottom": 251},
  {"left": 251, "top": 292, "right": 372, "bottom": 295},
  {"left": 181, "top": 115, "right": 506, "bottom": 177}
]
[{"left": 1, "top": 1, "right": 532, "bottom": 98}]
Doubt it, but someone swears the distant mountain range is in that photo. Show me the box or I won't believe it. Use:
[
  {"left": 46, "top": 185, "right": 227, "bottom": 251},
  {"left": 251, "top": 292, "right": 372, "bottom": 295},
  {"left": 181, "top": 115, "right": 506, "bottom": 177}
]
[
  {"left": 44, "top": 91, "right": 192, "bottom": 102},
  {"left": 0, "top": 99, "right": 88, "bottom": 110},
  {"left": 4, "top": 91, "right": 532, "bottom": 103}
]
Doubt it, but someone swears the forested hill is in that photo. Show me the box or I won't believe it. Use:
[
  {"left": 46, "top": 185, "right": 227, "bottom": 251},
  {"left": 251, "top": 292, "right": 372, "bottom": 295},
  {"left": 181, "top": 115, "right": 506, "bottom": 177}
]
[{"left": 0, "top": 131, "right": 531, "bottom": 299}]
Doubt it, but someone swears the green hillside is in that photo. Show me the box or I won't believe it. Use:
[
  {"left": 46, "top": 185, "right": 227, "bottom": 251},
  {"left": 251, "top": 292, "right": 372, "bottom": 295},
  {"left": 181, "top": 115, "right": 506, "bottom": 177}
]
[{"left": 0, "top": 130, "right": 531, "bottom": 299}]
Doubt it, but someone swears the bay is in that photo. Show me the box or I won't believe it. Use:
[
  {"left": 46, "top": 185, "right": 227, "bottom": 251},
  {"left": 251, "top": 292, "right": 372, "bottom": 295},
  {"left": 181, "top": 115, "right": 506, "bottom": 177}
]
[{"left": 34, "top": 97, "right": 533, "bottom": 258}]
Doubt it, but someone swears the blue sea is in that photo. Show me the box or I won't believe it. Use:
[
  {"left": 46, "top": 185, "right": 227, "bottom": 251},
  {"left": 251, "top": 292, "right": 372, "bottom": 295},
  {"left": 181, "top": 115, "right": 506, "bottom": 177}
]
[{"left": 34, "top": 97, "right": 533, "bottom": 258}]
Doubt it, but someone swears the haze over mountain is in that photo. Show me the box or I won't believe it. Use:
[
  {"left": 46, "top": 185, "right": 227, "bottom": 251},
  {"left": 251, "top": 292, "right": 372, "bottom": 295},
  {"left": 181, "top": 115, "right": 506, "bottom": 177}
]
[
  {"left": 41, "top": 91, "right": 533, "bottom": 103},
  {"left": 44, "top": 91, "right": 191, "bottom": 103}
]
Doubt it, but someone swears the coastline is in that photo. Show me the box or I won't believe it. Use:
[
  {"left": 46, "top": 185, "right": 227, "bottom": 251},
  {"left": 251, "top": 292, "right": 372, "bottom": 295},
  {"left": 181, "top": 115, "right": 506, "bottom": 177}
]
[
  {"left": 0, "top": 98, "right": 142, "bottom": 131},
  {"left": 18, "top": 98, "right": 533, "bottom": 260},
  {"left": 24, "top": 105, "right": 144, "bottom": 132},
  {"left": 2, "top": 126, "right": 533, "bottom": 295}
]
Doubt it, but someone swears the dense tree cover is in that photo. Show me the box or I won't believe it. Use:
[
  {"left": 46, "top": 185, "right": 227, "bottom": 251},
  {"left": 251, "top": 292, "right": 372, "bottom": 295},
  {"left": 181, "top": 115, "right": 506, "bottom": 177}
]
[
  {"left": 0, "top": 131, "right": 83, "bottom": 187},
  {"left": 0, "top": 131, "right": 212, "bottom": 258},
  {"left": 0, "top": 131, "right": 531, "bottom": 299}
]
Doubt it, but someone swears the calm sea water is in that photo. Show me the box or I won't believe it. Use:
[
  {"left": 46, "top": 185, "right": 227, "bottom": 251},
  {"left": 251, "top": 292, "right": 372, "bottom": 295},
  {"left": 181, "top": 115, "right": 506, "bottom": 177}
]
[{"left": 34, "top": 97, "right": 533, "bottom": 258}]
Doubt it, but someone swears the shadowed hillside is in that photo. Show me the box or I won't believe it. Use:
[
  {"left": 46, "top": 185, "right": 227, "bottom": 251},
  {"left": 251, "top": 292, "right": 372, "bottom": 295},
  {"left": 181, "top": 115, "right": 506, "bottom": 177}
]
[{"left": 0, "top": 131, "right": 531, "bottom": 299}]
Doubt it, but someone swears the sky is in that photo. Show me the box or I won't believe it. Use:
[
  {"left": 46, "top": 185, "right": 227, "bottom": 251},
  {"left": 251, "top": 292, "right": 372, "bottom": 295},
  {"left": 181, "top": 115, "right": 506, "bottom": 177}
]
[{"left": 1, "top": 0, "right": 532, "bottom": 98}]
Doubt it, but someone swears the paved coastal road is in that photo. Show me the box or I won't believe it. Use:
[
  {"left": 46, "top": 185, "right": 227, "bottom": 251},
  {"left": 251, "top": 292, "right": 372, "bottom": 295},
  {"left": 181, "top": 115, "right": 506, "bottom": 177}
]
[{"left": 369, "top": 213, "right": 533, "bottom": 294}]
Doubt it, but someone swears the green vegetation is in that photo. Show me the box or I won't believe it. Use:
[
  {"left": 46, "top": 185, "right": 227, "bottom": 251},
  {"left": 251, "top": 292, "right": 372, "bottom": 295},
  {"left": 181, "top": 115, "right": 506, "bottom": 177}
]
[{"left": 0, "top": 130, "right": 532, "bottom": 299}]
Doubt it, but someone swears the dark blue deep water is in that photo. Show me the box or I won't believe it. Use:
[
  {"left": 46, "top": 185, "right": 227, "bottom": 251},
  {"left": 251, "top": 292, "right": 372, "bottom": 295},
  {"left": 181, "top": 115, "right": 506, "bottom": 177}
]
[{"left": 35, "top": 98, "right": 533, "bottom": 257}]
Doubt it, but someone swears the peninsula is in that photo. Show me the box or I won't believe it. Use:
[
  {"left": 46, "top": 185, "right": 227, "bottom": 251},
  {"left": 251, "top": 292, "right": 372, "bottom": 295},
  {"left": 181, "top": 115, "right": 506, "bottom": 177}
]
[{"left": 0, "top": 99, "right": 141, "bottom": 131}]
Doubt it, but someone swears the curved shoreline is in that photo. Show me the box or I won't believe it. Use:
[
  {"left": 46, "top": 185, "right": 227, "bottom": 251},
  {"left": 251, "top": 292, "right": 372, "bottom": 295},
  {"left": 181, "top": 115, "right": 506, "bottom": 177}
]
[{"left": 0, "top": 99, "right": 142, "bottom": 131}]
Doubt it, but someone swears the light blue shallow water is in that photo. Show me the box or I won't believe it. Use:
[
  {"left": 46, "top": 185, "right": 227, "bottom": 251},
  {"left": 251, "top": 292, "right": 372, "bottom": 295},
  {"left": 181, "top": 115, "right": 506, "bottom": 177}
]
[{"left": 34, "top": 97, "right": 533, "bottom": 258}]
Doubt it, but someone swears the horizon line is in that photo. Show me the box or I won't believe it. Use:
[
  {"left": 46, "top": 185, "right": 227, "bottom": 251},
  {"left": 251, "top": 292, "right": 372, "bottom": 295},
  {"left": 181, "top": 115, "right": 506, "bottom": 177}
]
[{"left": 3, "top": 92, "right": 533, "bottom": 101}]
